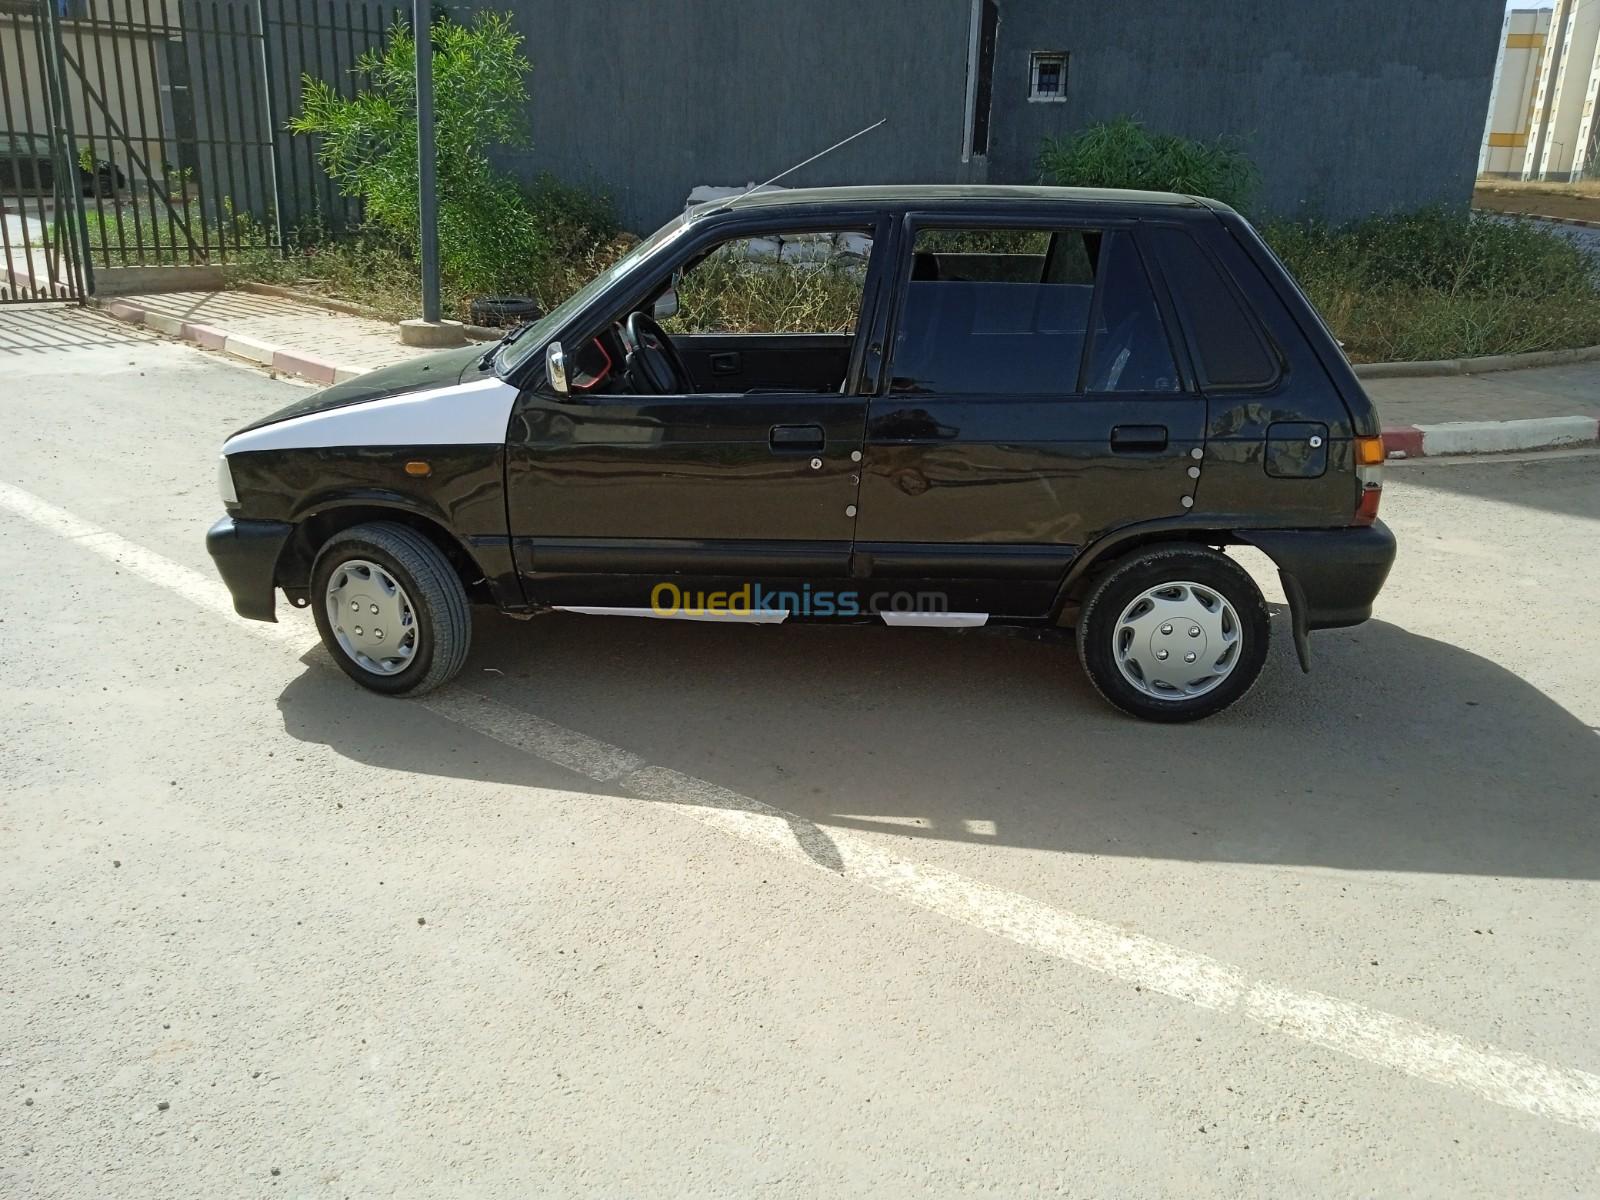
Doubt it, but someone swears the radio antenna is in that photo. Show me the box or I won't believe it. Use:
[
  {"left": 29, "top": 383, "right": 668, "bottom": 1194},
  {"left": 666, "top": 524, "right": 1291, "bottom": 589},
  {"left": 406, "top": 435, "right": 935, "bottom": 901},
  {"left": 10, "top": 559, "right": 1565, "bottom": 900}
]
[{"left": 744, "top": 117, "right": 887, "bottom": 196}]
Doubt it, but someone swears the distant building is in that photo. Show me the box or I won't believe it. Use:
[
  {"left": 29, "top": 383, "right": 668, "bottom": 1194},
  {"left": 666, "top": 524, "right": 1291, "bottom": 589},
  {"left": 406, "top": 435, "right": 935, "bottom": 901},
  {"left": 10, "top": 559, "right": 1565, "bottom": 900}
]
[
  {"left": 1509, "top": 0, "right": 1600, "bottom": 180},
  {"left": 476, "top": 0, "right": 1505, "bottom": 230},
  {"left": 1479, "top": 8, "right": 1553, "bottom": 176}
]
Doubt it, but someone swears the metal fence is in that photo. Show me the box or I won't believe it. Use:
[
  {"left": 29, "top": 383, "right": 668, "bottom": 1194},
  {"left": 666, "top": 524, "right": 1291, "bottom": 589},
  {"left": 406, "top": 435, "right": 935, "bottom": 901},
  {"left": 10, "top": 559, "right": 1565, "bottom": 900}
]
[
  {"left": 261, "top": 0, "right": 407, "bottom": 238},
  {"left": 1, "top": 1, "right": 86, "bottom": 300},
  {"left": 0, "top": 0, "right": 401, "bottom": 303}
]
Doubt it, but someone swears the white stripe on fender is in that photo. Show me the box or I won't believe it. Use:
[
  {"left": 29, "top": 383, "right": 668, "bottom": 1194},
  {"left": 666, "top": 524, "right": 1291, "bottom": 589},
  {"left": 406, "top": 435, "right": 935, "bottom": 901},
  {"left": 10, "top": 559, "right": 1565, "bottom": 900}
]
[
  {"left": 4, "top": 476, "right": 1600, "bottom": 1136},
  {"left": 221, "top": 376, "right": 519, "bottom": 455}
]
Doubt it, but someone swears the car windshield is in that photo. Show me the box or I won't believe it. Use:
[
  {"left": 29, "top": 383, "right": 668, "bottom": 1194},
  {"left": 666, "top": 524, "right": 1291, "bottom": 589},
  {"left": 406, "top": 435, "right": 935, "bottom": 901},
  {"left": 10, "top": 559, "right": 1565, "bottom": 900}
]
[{"left": 497, "top": 214, "right": 693, "bottom": 375}]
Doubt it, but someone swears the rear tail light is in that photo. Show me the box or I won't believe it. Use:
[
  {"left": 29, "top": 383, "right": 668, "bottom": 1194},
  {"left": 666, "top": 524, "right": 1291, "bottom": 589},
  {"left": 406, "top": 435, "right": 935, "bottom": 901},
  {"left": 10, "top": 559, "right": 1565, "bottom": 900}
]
[{"left": 1353, "top": 436, "right": 1384, "bottom": 525}]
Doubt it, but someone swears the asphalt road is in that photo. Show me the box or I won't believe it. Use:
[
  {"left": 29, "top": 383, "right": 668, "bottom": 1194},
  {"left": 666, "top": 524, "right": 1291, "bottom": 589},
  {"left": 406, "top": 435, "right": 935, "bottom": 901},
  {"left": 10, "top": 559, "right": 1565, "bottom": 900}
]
[{"left": 3, "top": 306, "right": 1598, "bottom": 1197}]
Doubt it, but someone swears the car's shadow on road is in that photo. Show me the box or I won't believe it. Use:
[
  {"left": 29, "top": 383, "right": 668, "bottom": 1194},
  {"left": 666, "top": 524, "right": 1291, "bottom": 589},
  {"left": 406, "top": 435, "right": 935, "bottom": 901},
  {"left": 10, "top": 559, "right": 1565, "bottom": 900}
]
[{"left": 276, "top": 610, "right": 1600, "bottom": 879}]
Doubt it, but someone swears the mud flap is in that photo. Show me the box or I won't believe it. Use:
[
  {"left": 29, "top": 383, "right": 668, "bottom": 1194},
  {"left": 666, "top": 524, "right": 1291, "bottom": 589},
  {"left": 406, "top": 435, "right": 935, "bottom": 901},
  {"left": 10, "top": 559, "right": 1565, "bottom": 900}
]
[{"left": 1277, "top": 570, "right": 1313, "bottom": 674}]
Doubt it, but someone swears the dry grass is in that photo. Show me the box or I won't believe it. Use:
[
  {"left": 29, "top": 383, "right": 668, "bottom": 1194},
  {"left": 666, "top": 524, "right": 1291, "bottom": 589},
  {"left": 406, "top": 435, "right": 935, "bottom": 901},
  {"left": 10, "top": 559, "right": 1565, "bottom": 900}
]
[
  {"left": 667, "top": 256, "right": 866, "bottom": 335},
  {"left": 1474, "top": 178, "right": 1600, "bottom": 198},
  {"left": 1266, "top": 208, "right": 1600, "bottom": 362},
  {"left": 236, "top": 206, "right": 1600, "bottom": 364},
  {"left": 231, "top": 230, "right": 635, "bottom": 325},
  {"left": 1473, "top": 182, "right": 1600, "bottom": 225}
]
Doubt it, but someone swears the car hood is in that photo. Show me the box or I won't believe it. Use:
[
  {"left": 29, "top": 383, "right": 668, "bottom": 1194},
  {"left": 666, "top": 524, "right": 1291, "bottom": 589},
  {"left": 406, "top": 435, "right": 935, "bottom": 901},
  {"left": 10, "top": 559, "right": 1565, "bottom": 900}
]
[{"left": 232, "top": 343, "right": 489, "bottom": 436}]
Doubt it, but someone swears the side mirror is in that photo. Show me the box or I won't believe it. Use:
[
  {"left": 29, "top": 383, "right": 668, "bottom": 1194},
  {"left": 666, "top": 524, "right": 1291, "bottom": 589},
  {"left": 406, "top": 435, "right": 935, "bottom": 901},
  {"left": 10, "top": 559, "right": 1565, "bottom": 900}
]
[
  {"left": 546, "top": 340, "right": 569, "bottom": 395},
  {"left": 651, "top": 288, "right": 679, "bottom": 321}
]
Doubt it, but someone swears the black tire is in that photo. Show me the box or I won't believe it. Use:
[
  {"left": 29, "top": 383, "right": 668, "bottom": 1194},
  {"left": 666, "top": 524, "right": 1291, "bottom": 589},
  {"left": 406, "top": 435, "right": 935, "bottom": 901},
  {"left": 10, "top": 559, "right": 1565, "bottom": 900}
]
[
  {"left": 310, "top": 522, "right": 471, "bottom": 696},
  {"left": 1076, "top": 545, "right": 1269, "bottom": 723}
]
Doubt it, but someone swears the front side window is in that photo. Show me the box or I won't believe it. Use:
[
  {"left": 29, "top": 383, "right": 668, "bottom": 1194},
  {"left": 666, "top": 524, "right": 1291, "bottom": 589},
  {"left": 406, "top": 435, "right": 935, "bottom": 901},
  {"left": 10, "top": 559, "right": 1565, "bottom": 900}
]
[
  {"left": 889, "top": 226, "right": 1179, "bottom": 395},
  {"left": 497, "top": 214, "right": 692, "bottom": 374},
  {"left": 662, "top": 230, "right": 872, "bottom": 336}
]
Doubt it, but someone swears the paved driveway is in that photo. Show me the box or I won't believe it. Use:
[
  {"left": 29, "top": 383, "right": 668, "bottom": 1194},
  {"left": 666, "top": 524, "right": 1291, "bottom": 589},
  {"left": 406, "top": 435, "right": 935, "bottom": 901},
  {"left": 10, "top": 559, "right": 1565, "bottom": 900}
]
[{"left": 3, "top": 307, "right": 1598, "bottom": 1197}]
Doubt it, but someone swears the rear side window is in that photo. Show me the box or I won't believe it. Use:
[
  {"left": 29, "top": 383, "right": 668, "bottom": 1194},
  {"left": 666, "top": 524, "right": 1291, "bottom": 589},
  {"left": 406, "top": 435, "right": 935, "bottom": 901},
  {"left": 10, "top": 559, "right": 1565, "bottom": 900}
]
[
  {"left": 890, "top": 228, "right": 1179, "bottom": 395},
  {"left": 1147, "top": 227, "right": 1279, "bottom": 388}
]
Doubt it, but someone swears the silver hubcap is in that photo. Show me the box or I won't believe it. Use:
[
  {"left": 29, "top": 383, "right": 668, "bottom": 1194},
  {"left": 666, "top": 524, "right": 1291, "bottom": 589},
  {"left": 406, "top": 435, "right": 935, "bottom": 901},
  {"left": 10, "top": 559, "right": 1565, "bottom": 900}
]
[
  {"left": 1112, "top": 581, "right": 1241, "bottom": 700},
  {"left": 325, "top": 559, "right": 418, "bottom": 676}
]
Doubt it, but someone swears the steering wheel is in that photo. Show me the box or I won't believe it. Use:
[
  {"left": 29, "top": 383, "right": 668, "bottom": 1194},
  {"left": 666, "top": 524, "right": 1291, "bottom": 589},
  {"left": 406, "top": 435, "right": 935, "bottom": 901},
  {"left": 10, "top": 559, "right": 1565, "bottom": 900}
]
[{"left": 624, "top": 311, "right": 692, "bottom": 395}]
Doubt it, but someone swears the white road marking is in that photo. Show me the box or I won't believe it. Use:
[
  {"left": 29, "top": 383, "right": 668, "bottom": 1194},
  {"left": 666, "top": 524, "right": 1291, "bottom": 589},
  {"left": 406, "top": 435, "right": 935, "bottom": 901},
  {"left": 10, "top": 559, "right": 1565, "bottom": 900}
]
[{"left": 4, "top": 477, "right": 1599, "bottom": 1135}]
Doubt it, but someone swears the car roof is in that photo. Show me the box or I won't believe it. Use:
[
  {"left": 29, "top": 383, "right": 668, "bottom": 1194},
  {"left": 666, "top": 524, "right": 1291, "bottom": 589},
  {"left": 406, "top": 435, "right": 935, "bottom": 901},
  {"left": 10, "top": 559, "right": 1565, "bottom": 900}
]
[{"left": 699, "top": 184, "right": 1207, "bottom": 217}]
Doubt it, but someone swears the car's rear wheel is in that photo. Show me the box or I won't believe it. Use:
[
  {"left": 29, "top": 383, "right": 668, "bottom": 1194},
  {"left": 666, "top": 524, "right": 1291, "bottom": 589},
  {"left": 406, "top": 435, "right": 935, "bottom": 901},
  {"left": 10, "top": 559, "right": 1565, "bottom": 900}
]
[
  {"left": 310, "top": 522, "right": 470, "bottom": 696},
  {"left": 1077, "top": 545, "right": 1269, "bottom": 722}
]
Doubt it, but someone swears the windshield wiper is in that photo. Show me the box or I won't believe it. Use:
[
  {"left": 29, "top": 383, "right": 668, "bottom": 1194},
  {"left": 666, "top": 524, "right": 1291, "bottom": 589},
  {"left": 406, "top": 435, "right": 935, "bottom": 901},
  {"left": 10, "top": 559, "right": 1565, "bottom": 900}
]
[{"left": 478, "top": 321, "right": 535, "bottom": 371}]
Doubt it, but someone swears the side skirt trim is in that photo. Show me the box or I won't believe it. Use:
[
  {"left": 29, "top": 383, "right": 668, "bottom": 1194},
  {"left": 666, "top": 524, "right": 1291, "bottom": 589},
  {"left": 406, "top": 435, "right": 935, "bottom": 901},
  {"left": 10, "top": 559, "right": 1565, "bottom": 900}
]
[
  {"left": 552, "top": 605, "right": 791, "bottom": 624},
  {"left": 881, "top": 611, "right": 990, "bottom": 628},
  {"left": 550, "top": 606, "right": 992, "bottom": 628}
]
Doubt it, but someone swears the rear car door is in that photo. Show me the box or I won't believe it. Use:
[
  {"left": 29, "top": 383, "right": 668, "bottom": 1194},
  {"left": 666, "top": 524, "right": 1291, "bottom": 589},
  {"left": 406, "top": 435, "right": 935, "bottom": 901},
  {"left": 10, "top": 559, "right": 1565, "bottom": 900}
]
[{"left": 853, "top": 214, "right": 1207, "bottom": 618}]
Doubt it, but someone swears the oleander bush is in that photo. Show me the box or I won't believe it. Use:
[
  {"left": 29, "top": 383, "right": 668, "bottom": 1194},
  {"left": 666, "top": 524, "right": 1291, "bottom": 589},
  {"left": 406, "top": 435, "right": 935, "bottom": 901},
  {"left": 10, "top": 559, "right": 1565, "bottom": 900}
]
[{"left": 281, "top": 11, "right": 620, "bottom": 315}]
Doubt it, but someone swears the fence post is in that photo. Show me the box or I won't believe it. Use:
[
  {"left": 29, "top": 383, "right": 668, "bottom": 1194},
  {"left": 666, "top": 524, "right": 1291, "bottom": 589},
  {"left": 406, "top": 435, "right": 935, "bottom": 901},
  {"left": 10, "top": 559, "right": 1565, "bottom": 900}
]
[
  {"left": 39, "top": 0, "right": 94, "bottom": 298},
  {"left": 414, "top": 0, "right": 440, "bottom": 323},
  {"left": 254, "top": 0, "right": 288, "bottom": 252}
]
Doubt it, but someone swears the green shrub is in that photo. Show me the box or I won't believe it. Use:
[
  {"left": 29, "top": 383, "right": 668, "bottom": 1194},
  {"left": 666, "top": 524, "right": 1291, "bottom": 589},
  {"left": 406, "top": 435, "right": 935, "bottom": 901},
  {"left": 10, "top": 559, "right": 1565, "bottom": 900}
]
[
  {"left": 290, "top": 11, "right": 552, "bottom": 301},
  {"left": 1038, "top": 117, "right": 1259, "bottom": 210},
  {"left": 1264, "top": 209, "right": 1600, "bottom": 361},
  {"left": 518, "top": 173, "right": 625, "bottom": 305}
]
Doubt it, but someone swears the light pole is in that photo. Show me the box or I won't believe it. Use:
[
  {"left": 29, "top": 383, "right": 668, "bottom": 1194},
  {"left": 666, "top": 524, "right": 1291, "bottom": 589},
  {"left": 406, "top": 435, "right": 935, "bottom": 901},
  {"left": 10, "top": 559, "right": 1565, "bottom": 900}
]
[
  {"left": 400, "top": 0, "right": 460, "bottom": 345},
  {"left": 414, "top": 0, "right": 440, "bottom": 324}
]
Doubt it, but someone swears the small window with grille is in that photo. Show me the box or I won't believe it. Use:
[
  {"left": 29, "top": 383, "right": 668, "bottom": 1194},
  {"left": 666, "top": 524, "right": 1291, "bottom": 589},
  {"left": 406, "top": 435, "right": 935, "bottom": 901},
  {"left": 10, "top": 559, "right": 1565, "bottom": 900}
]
[{"left": 1029, "top": 52, "right": 1068, "bottom": 102}]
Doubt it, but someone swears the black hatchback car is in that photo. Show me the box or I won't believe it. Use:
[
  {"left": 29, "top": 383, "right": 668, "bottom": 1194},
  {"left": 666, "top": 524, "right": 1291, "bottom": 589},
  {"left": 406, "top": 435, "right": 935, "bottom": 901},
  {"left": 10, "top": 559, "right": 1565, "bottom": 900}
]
[{"left": 208, "top": 185, "right": 1395, "bottom": 721}]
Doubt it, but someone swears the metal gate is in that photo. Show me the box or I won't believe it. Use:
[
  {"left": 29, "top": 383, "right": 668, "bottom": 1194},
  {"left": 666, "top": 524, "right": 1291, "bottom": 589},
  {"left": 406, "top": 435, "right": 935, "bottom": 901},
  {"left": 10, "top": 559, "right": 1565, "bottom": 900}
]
[
  {"left": 1, "top": 0, "right": 85, "bottom": 300},
  {"left": 1, "top": 0, "right": 399, "bottom": 304}
]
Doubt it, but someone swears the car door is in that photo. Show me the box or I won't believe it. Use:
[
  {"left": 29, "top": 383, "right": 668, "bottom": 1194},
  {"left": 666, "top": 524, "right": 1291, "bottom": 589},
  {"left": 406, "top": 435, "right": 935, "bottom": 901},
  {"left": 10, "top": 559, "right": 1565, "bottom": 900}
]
[
  {"left": 504, "top": 215, "right": 891, "bottom": 611},
  {"left": 852, "top": 215, "right": 1207, "bottom": 619}
]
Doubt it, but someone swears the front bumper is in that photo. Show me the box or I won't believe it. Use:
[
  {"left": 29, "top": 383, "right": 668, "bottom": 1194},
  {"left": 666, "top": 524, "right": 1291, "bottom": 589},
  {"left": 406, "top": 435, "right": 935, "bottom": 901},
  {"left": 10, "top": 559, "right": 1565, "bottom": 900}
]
[
  {"left": 206, "top": 515, "right": 293, "bottom": 622},
  {"left": 1237, "top": 522, "right": 1397, "bottom": 671}
]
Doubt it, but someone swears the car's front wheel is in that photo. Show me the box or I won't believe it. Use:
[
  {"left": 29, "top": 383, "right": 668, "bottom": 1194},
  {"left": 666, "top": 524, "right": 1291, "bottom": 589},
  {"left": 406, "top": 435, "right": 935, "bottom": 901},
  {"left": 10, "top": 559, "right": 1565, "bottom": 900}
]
[
  {"left": 1076, "top": 545, "right": 1269, "bottom": 722},
  {"left": 310, "top": 522, "right": 470, "bottom": 696}
]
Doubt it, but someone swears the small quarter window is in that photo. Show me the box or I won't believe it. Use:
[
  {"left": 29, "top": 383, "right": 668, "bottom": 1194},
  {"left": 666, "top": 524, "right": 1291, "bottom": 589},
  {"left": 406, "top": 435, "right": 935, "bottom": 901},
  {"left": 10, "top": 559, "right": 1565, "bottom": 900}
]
[
  {"left": 1029, "top": 52, "right": 1068, "bottom": 102},
  {"left": 1148, "top": 228, "right": 1280, "bottom": 389}
]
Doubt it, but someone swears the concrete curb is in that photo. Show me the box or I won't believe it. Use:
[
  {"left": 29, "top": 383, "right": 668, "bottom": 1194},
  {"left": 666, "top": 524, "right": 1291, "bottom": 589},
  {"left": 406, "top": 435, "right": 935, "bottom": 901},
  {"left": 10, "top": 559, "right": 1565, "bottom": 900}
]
[
  {"left": 1355, "top": 342, "right": 1600, "bottom": 379},
  {"left": 1382, "top": 415, "right": 1600, "bottom": 459},
  {"left": 96, "top": 297, "right": 369, "bottom": 385}
]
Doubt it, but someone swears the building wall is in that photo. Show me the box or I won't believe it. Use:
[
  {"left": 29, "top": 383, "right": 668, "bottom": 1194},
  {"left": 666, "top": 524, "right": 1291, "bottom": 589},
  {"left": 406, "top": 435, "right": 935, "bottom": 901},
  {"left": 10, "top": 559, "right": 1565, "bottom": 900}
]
[
  {"left": 1573, "top": 41, "right": 1600, "bottom": 177},
  {"left": 488, "top": 0, "right": 978, "bottom": 233},
  {"left": 982, "top": 0, "right": 1504, "bottom": 218},
  {"left": 1479, "top": 8, "right": 1553, "bottom": 176},
  {"left": 1528, "top": 0, "right": 1600, "bottom": 179},
  {"left": 1523, "top": 0, "right": 1600, "bottom": 180}
]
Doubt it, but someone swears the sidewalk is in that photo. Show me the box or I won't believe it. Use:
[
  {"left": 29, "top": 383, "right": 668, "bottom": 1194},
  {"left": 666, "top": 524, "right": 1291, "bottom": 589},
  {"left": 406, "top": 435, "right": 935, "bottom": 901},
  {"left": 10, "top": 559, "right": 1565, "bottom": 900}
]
[
  {"left": 1364, "top": 362, "right": 1600, "bottom": 457},
  {"left": 1363, "top": 361, "right": 1600, "bottom": 424},
  {"left": 96, "top": 286, "right": 1600, "bottom": 456},
  {"left": 100, "top": 289, "right": 436, "bottom": 383}
]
